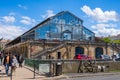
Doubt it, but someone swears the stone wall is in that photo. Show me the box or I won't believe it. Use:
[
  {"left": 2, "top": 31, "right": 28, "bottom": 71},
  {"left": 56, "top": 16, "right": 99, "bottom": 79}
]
[
  {"left": 4, "top": 41, "right": 118, "bottom": 59},
  {"left": 62, "top": 61, "right": 120, "bottom": 73}
]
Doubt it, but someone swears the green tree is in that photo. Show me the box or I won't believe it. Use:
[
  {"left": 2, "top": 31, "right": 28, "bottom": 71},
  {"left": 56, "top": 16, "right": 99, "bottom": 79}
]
[
  {"left": 113, "top": 40, "right": 120, "bottom": 44},
  {"left": 102, "top": 37, "right": 112, "bottom": 43}
]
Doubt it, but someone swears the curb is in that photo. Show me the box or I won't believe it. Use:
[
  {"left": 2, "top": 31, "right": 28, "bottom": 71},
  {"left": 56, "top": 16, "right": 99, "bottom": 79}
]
[
  {"left": 62, "top": 72, "right": 120, "bottom": 79},
  {"left": 38, "top": 72, "right": 120, "bottom": 80}
]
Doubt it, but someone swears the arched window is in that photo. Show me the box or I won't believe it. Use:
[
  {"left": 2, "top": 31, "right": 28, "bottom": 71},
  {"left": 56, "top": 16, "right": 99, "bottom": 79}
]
[
  {"left": 95, "top": 47, "right": 103, "bottom": 59},
  {"left": 75, "top": 47, "right": 84, "bottom": 55},
  {"left": 62, "top": 30, "right": 72, "bottom": 40}
]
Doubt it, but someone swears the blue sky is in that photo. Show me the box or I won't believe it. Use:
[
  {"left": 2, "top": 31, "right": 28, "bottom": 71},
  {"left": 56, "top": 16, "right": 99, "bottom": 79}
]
[{"left": 0, "top": 0, "right": 120, "bottom": 39}]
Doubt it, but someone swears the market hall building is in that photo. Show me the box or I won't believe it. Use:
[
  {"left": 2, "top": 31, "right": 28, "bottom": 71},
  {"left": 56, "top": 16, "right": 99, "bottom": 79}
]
[{"left": 4, "top": 11, "right": 118, "bottom": 59}]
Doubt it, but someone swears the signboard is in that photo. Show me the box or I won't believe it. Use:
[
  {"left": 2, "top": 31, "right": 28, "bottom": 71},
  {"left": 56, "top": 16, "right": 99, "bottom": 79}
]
[{"left": 39, "top": 64, "right": 50, "bottom": 74}]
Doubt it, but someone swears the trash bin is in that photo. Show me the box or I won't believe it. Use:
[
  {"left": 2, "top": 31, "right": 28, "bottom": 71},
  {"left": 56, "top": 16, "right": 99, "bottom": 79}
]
[
  {"left": 56, "top": 62, "right": 62, "bottom": 76},
  {"left": 55, "top": 51, "right": 62, "bottom": 76}
]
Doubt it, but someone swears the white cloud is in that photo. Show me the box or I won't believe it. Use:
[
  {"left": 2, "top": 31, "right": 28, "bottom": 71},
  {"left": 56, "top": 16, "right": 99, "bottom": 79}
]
[
  {"left": 81, "top": 5, "right": 120, "bottom": 37},
  {"left": 41, "top": 10, "right": 55, "bottom": 19},
  {"left": 20, "top": 16, "right": 36, "bottom": 25},
  {"left": 91, "top": 23, "right": 120, "bottom": 37},
  {"left": 0, "top": 13, "right": 35, "bottom": 40},
  {"left": 91, "top": 23, "right": 116, "bottom": 29},
  {"left": 81, "top": 5, "right": 119, "bottom": 23},
  {"left": 18, "top": 4, "right": 27, "bottom": 10},
  {"left": 2, "top": 16, "right": 15, "bottom": 23},
  {"left": 0, "top": 24, "right": 26, "bottom": 40}
]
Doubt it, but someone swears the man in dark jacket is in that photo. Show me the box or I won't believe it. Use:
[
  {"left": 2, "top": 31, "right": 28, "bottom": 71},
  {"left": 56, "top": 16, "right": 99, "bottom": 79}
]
[
  {"left": 3, "top": 52, "right": 12, "bottom": 76},
  {"left": 0, "top": 51, "right": 3, "bottom": 65},
  {"left": 18, "top": 54, "right": 24, "bottom": 68}
]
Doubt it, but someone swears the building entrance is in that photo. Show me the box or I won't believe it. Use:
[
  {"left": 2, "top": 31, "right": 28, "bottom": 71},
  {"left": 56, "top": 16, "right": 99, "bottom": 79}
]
[
  {"left": 95, "top": 47, "right": 103, "bottom": 59},
  {"left": 75, "top": 47, "right": 84, "bottom": 55}
]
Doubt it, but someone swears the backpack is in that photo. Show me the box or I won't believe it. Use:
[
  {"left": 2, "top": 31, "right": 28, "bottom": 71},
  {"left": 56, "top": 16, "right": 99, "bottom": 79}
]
[{"left": 6, "top": 56, "right": 10, "bottom": 63}]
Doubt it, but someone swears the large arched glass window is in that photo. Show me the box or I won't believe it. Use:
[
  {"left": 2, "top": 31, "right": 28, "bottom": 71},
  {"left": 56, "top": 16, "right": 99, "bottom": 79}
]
[
  {"left": 62, "top": 30, "right": 72, "bottom": 40},
  {"left": 75, "top": 47, "right": 84, "bottom": 55},
  {"left": 95, "top": 47, "right": 103, "bottom": 59}
]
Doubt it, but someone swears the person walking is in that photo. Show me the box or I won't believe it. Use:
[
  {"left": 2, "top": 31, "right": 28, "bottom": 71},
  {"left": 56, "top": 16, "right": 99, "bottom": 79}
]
[
  {"left": 11, "top": 55, "right": 18, "bottom": 75},
  {"left": 18, "top": 54, "right": 24, "bottom": 68},
  {"left": 0, "top": 51, "right": 3, "bottom": 65},
  {"left": 3, "top": 52, "right": 12, "bottom": 76}
]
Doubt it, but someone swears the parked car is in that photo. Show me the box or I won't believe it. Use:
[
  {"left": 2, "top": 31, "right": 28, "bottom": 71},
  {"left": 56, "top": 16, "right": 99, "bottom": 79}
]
[
  {"left": 75, "top": 54, "right": 92, "bottom": 60},
  {"left": 100, "top": 54, "right": 110, "bottom": 60},
  {"left": 115, "top": 58, "right": 120, "bottom": 61}
]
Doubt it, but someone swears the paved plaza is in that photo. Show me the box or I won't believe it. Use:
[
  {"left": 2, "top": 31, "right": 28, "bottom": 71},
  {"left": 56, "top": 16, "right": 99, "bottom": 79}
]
[
  {"left": 0, "top": 65, "right": 47, "bottom": 80},
  {"left": 0, "top": 65, "right": 65, "bottom": 80}
]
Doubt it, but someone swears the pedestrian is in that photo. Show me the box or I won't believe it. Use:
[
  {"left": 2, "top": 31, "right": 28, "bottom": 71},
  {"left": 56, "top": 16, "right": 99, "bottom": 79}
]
[
  {"left": 18, "top": 54, "right": 24, "bottom": 68},
  {"left": 11, "top": 55, "right": 18, "bottom": 75},
  {"left": 0, "top": 51, "right": 3, "bottom": 65},
  {"left": 3, "top": 52, "right": 12, "bottom": 76}
]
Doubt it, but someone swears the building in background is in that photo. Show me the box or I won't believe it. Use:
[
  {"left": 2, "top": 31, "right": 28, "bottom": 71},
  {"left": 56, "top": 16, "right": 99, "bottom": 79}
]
[
  {"left": 109, "top": 34, "right": 120, "bottom": 40},
  {"left": 0, "top": 39, "right": 10, "bottom": 51},
  {"left": 21, "top": 11, "right": 95, "bottom": 42},
  {"left": 4, "top": 11, "right": 119, "bottom": 59},
  {"left": 7, "top": 11, "right": 95, "bottom": 46}
]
